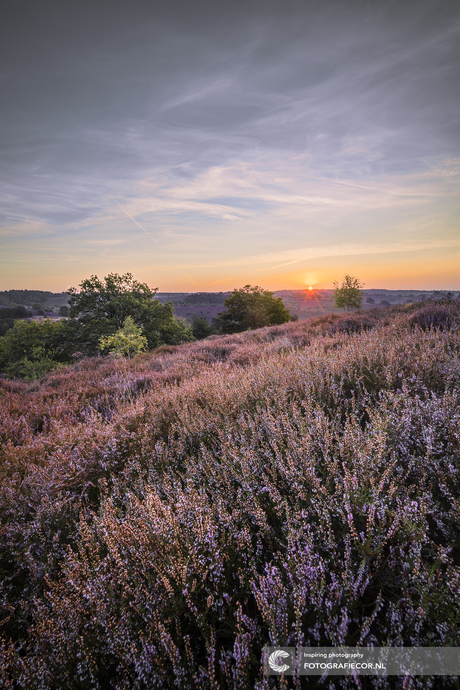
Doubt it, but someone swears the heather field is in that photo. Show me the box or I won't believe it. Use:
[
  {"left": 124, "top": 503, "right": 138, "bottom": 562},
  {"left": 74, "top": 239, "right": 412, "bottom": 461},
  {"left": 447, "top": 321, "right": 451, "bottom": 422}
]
[{"left": 0, "top": 302, "right": 459, "bottom": 689}]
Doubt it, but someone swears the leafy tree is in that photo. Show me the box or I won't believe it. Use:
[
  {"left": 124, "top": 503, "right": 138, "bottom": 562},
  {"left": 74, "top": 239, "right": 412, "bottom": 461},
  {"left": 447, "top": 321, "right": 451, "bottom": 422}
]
[
  {"left": 190, "top": 315, "right": 216, "bottom": 339},
  {"left": 0, "top": 318, "right": 71, "bottom": 379},
  {"left": 99, "top": 316, "right": 148, "bottom": 358},
  {"left": 333, "top": 275, "right": 364, "bottom": 311},
  {"left": 59, "top": 305, "right": 69, "bottom": 317},
  {"left": 67, "top": 273, "right": 193, "bottom": 354},
  {"left": 0, "top": 306, "right": 32, "bottom": 337},
  {"left": 218, "top": 285, "right": 291, "bottom": 334},
  {"left": 4, "top": 346, "right": 63, "bottom": 380}
]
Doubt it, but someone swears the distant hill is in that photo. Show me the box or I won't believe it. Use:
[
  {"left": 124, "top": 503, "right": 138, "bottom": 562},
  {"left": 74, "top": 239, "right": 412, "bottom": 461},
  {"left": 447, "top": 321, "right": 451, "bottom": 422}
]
[
  {"left": 156, "top": 288, "right": 459, "bottom": 323},
  {"left": 1, "top": 288, "right": 458, "bottom": 326},
  {"left": 156, "top": 292, "right": 230, "bottom": 323},
  {"left": 0, "top": 290, "right": 69, "bottom": 307},
  {"left": 272, "top": 288, "right": 458, "bottom": 320}
]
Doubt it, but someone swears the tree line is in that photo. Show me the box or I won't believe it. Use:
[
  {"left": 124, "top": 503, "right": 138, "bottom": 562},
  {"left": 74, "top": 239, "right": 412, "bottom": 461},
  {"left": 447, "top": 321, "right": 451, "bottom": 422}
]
[
  {"left": 0, "top": 272, "right": 364, "bottom": 379},
  {"left": 0, "top": 274, "right": 294, "bottom": 379},
  {"left": 0, "top": 289, "right": 64, "bottom": 306}
]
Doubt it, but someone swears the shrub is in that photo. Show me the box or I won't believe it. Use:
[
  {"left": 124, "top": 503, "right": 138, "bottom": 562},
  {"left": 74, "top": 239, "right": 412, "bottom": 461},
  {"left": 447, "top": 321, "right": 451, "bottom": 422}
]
[
  {"left": 191, "top": 314, "right": 216, "bottom": 339},
  {"left": 1, "top": 310, "right": 460, "bottom": 687},
  {"left": 99, "top": 316, "right": 148, "bottom": 358},
  {"left": 4, "top": 348, "right": 63, "bottom": 380},
  {"left": 328, "top": 315, "right": 376, "bottom": 334},
  {"left": 413, "top": 305, "right": 456, "bottom": 331},
  {"left": 0, "top": 318, "right": 72, "bottom": 377}
]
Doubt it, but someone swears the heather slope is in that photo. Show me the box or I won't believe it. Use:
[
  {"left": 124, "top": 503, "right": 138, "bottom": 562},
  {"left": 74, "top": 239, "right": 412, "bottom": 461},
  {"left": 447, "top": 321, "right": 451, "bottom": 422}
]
[{"left": 0, "top": 302, "right": 459, "bottom": 689}]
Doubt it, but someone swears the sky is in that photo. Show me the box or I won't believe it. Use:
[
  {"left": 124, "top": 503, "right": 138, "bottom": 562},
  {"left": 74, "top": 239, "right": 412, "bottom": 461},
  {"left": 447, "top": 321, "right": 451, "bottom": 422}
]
[{"left": 1, "top": 0, "right": 459, "bottom": 292}]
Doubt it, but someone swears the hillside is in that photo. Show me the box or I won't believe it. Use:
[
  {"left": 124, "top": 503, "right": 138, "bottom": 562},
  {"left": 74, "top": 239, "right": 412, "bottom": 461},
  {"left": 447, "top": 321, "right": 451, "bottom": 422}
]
[
  {"left": 0, "top": 300, "right": 459, "bottom": 688},
  {"left": 0, "top": 290, "right": 69, "bottom": 309},
  {"left": 1, "top": 289, "right": 457, "bottom": 331},
  {"left": 157, "top": 289, "right": 459, "bottom": 324}
]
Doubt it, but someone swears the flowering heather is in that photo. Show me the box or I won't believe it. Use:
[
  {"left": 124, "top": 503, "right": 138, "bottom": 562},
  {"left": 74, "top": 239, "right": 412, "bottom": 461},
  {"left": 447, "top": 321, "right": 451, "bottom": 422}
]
[{"left": 0, "top": 301, "right": 459, "bottom": 688}]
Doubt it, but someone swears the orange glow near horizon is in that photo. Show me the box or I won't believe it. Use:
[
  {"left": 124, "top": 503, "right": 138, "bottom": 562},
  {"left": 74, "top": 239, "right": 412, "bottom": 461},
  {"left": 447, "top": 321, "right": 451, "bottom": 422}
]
[
  {"left": 1, "top": 255, "right": 460, "bottom": 293},
  {"left": 298, "top": 285, "right": 322, "bottom": 309}
]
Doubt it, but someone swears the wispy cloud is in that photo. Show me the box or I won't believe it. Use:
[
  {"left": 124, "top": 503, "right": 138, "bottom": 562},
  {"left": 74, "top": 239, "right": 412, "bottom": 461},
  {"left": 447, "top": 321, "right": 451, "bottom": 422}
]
[
  {"left": 108, "top": 155, "right": 460, "bottom": 238},
  {"left": 217, "top": 238, "right": 460, "bottom": 269},
  {"left": 85, "top": 238, "right": 128, "bottom": 245},
  {"left": 1, "top": 0, "right": 459, "bottom": 289}
]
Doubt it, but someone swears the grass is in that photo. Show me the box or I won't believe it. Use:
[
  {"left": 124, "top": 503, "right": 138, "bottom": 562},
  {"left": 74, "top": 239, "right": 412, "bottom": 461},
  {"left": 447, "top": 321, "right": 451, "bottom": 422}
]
[{"left": 0, "top": 301, "right": 459, "bottom": 689}]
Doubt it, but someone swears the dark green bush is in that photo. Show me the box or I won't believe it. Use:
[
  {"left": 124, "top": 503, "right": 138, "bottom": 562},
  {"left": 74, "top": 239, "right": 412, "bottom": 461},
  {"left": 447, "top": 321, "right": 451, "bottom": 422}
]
[{"left": 191, "top": 315, "right": 216, "bottom": 339}]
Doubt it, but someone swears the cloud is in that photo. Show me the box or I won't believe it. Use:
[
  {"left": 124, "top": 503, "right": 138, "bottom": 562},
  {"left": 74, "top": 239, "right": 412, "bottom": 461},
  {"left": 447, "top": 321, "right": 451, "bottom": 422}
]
[
  {"left": 1, "top": 0, "right": 459, "bottom": 288},
  {"left": 163, "top": 238, "right": 460, "bottom": 270},
  {"left": 109, "top": 154, "right": 459, "bottom": 232},
  {"left": 229, "top": 238, "right": 460, "bottom": 268},
  {"left": 85, "top": 238, "right": 128, "bottom": 245}
]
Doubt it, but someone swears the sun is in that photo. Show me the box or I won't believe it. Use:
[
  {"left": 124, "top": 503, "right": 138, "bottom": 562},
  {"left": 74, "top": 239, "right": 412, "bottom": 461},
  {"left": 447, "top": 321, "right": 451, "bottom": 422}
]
[{"left": 308, "top": 286, "right": 313, "bottom": 291}]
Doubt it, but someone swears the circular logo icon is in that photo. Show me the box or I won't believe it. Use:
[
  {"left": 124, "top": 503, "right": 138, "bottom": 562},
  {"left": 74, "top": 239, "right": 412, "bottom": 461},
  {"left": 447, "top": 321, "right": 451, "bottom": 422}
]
[{"left": 268, "top": 649, "right": 290, "bottom": 673}]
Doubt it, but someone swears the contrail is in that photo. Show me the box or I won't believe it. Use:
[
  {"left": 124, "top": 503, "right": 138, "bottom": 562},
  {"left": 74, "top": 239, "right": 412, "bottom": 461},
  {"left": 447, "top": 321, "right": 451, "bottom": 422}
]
[
  {"left": 2, "top": 94, "right": 159, "bottom": 244},
  {"left": 108, "top": 195, "right": 158, "bottom": 244},
  {"left": 1, "top": 95, "right": 48, "bottom": 140},
  {"left": 65, "top": 154, "right": 159, "bottom": 245},
  {"left": 206, "top": 273, "right": 243, "bottom": 287},
  {"left": 174, "top": 267, "right": 200, "bottom": 287},
  {"left": 253, "top": 259, "right": 300, "bottom": 272}
]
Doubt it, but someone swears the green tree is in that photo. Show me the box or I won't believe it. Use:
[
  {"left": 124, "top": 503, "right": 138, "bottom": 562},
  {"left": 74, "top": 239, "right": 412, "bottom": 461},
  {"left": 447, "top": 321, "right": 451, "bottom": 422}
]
[
  {"left": 0, "top": 318, "right": 70, "bottom": 379},
  {"left": 218, "top": 285, "right": 291, "bottom": 334},
  {"left": 190, "top": 315, "right": 216, "bottom": 339},
  {"left": 99, "top": 316, "right": 148, "bottom": 358},
  {"left": 0, "top": 306, "right": 32, "bottom": 337},
  {"left": 67, "top": 273, "right": 193, "bottom": 354},
  {"left": 333, "top": 275, "right": 364, "bottom": 311}
]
